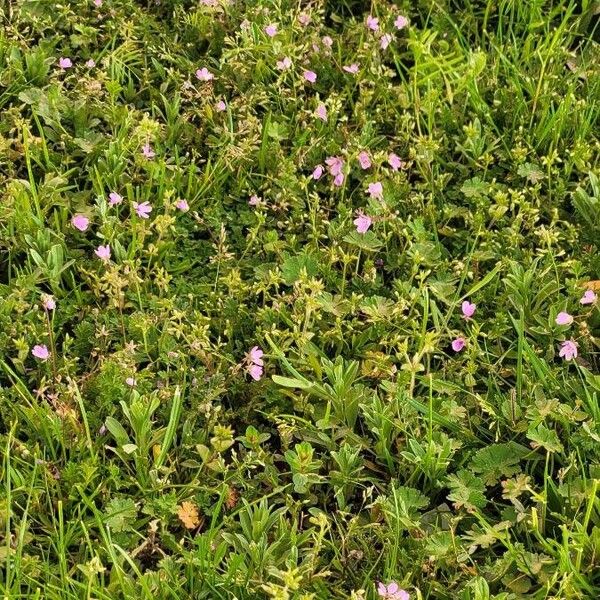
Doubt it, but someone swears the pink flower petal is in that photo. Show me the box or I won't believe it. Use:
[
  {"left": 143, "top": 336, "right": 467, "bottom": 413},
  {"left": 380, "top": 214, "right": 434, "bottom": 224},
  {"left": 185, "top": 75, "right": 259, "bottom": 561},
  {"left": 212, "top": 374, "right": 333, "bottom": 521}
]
[{"left": 555, "top": 311, "right": 573, "bottom": 326}]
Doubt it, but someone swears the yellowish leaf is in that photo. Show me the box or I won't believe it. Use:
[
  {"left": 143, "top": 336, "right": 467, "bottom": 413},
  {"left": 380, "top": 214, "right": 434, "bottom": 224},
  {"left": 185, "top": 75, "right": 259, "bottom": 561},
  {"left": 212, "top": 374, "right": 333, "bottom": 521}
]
[{"left": 177, "top": 501, "right": 200, "bottom": 529}]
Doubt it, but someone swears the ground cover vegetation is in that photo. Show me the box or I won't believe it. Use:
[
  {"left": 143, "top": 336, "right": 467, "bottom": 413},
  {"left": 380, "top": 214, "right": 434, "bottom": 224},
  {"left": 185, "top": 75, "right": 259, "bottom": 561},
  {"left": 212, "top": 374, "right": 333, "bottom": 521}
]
[{"left": 0, "top": 0, "right": 599, "bottom": 598}]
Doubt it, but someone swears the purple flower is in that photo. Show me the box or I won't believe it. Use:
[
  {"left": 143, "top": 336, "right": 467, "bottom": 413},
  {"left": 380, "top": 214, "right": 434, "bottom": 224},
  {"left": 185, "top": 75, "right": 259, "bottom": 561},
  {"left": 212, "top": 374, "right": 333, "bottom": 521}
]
[
  {"left": 555, "top": 312, "right": 573, "bottom": 326},
  {"left": 276, "top": 57, "right": 292, "bottom": 71},
  {"left": 71, "top": 214, "right": 90, "bottom": 232},
  {"left": 366, "top": 15, "right": 379, "bottom": 31},
  {"left": 559, "top": 340, "right": 578, "bottom": 361},
  {"left": 388, "top": 153, "right": 405, "bottom": 171},
  {"left": 451, "top": 337, "right": 466, "bottom": 352},
  {"left": 58, "top": 57, "right": 72, "bottom": 70},
  {"left": 95, "top": 245, "right": 111, "bottom": 261},
  {"left": 325, "top": 156, "right": 344, "bottom": 177},
  {"left": 176, "top": 199, "right": 189, "bottom": 212},
  {"left": 358, "top": 151, "right": 372, "bottom": 170},
  {"left": 461, "top": 301, "right": 476, "bottom": 319},
  {"left": 395, "top": 15, "right": 409, "bottom": 30},
  {"left": 248, "top": 346, "right": 264, "bottom": 366},
  {"left": 343, "top": 63, "right": 359, "bottom": 74},
  {"left": 195, "top": 67, "right": 214, "bottom": 82},
  {"left": 247, "top": 346, "right": 264, "bottom": 380},
  {"left": 580, "top": 289, "right": 597, "bottom": 305},
  {"left": 380, "top": 33, "right": 394, "bottom": 50},
  {"left": 312, "top": 165, "right": 324, "bottom": 180},
  {"left": 315, "top": 103, "right": 328, "bottom": 122},
  {"left": 141, "top": 143, "right": 155, "bottom": 158},
  {"left": 109, "top": 192, "right": 123, "bottom": 206},
  {"left": 368, "top": 181, "right": 383, "bottom": 200},
  {"left": 32, "top": 344, "right": 50, "bottom": 361},
  {"left": 303, "top": 70, "right": 317, "bottom": 83},
  {"left": 264, "top": 24, "right": 277, "bottom": 37},
  {"left": 354, "top": 214, "right": 372, "bottom": 234},
  {"left": 377, "top": 582, "right": 409, "bottom": 600},
  {"left": 42, "top": 295, "right": 56, "bottom": 311},
  {"left": 133, "top": 201, "right": 152, "bottom": 219}
]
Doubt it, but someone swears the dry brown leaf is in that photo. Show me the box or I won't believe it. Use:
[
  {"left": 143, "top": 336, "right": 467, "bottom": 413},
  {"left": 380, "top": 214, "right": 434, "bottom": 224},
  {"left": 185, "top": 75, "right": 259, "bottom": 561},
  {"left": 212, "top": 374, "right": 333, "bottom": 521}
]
[
  {"left": 177, "top": 501, "right": 200, "bottom": 529},
  {"left": 225, "top": 486, "right": 239, "bottom": 509}
]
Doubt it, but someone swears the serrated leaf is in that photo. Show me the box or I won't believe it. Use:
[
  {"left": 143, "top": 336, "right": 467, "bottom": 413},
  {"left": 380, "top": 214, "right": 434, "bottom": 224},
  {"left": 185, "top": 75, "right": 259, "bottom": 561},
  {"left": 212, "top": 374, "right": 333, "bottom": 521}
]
[
  {"left": 343, "top": 231, "right": 383, "bottom": 251},
  {"left": 461, "top": 176, "right": 488, "bottom": 198},
  {"left": 527, "top": 424, "right": 564, "bottom": 453},
  {"left": 446, "top": 470, "right": 487, "bottom": 510},
  {"left": 105, "top": 497, "right": 137, "bottom": 532},
  {"left": 469, "top": 442, "right": 529, "bottom": 485}
]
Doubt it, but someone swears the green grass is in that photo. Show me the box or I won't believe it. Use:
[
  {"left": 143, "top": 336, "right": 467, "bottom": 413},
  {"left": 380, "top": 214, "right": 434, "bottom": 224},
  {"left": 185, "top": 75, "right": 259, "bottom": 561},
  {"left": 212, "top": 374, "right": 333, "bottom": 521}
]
[{"left": 0, "top": 0, "right": 599, "bottom": 598}]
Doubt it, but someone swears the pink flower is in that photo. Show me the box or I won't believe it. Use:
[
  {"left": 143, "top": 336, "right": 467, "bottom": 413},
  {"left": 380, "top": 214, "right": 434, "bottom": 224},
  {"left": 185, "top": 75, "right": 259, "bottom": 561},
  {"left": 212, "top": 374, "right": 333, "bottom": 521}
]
[
  {"left": 264, "top": 23, "right": 277, "bottom": 37},
  {"left": 322, "top": 36, "right": 333, "bottom": 48},
  {"left": 141, "top": 143, "right": 155, "bottom": 158},
  {"left": 133, "top": 201, "right": 152, "bottom": 219},
  {"left": 325, "top": 156, "right": 344, "bottom": 177},
  {"left": 248, "top": 364, "right": 263, "bottom": 381},
  {"left": 32, "top": 344, "right": 50, "bottom": 361},
  {"left": 368, "top": 181, "right": 383, "bottom": 200},
  {"left": 366, "top": 15, "right": 379, "bottom": 31},
  {"left": 249, "top": 195, "right": 261, "bottom": 206},
  {"left": 176, "top": 199, "right": 189, "bottom": 212},
  {"left": 71, "top": 214, "right": 90, "bottom": 232},
  {"left": 559, "top": 340, "right": 578, "bottom": 361},
  {"left": 42, "top": 295, "right": 56, "bottom": 311},
  {"left": 315, "top": 103, "right": 328, "bottom": 122},
  {"left": 380, "top": 33, "right": 394, "bottom": 50},
  {"left": 95, "top": 244, "right": 111, "bottom": 261},
  {"left": 109, "top": 192, "right": 123, "bottom": 206},
  {"left": 451, "top": 337, "right": 466, "bottom": 352},
  {"left": 555, "top": 312, "right": 573, "bottom": 326},
  {"left": 395, "top": 15, "right": 409, "bottom": 30},
  {"left": 58, "top": 57, "right": 72, "bottom": 69},
  {"left": 276, "top": 57, "right": 292, "bottom": 70},
  {"left": 303, "top": 70, "right": 317, "bottom": 83},
  {"left": 343, "top": 63, "right": 359, "bottom": 74},
  {"left": 195, "top": 67, "right": 214, "bottom": 81},
  {"left": 354, "top": 214, "right": 372, "bottom": 234},
  {"left": 358, "top": 151, "right": 372, "bottom": 170},
  {"left": 388, "top": 153, "right": 405, "bottom": 171},
  {"left": 215, "top": 100, "right": 227, "bottom": 111},
  {"left": 580, "top": 289, "right": 597, "bottom": 305},
  {"left": 377, "top": 582, "right": 409, "bottom": 600},
  {"left": 312, "top": 165, "right": 324, "bottom": 180},
  {"left": 86, "top": 59, "right": 96, "bottom": 68},
  {"left": 93, "top": 0, "right": 102, "bottom": 6},
  {"left": 125, "top": 377, "right": 136, "bottom": 387},
  {"left": 247, "top": 346, "right": 264, "bottom": 380},
  {"left": 333, "top": 173, "right": 345, "bottom": 186},
  {"left": 461, "top": 301, "right": 476, "bottom": 319},
  {"left": 298, "top": 13, "right": 310, "bottom": 26},
  {"left": 248, "top": 346, "right": 264, "bottom": 366}
]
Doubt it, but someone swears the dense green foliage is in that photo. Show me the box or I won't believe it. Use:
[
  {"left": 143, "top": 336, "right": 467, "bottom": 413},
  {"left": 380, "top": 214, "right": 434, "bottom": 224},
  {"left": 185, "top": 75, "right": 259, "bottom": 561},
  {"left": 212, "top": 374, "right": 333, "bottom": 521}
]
[{"left": 1, "top": 0, "right": 599, "bottom": 598}]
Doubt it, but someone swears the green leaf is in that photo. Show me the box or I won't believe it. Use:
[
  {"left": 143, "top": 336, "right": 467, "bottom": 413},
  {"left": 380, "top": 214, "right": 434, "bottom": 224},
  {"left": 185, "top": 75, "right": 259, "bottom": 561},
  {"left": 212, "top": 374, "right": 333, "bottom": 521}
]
[
  {"left": 461, "top": 177, "right": 488, "bottom": 198},
  {"left": 469, "top": 442, "right": 529, "bottom": 485},
  {"left": 281, "top": 253, "right": 318, "bottom": 284},
  {"left": 446, "top": 470, "right": 487, "bottom": 510},
  {"left": 527, "top": 424, "right": 564, "bottom": 453},
  {"left": 104, "top": 497, "right": 137, "bottom": 532},
  {"left": 272, "top": 375, "right": 313, "bottom": 389},
  {"left": 343, "top": 231, "right": 383, "bottom": 251}
]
